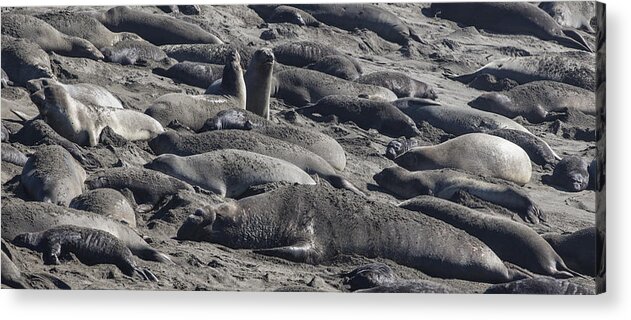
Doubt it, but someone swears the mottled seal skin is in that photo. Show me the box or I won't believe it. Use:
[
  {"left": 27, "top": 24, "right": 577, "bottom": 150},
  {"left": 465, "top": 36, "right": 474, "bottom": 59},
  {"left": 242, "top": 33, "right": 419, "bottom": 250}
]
[
  {"left": 1, "top": 251, "right": 28, "bottom": 289},
  {"left": 153, "top": 61, "right": 224, "bottom": 89},
  {"left": 487, "top": 129, "right": 561, "bottom": 166},
  {"left": 1, "top": 144, "right": 29, "bottom": 167},
  {"left": 385, "top": 137, "right": 420, "bottom": 160},
  {"left": 161, "top": 43, "right": 256, "bottom": 68},
  {"left": 245, "top": 48, "right": 275, "bottom": 119},
  {"left": 177, "top": 184, "right": 530, "bottom": 283},
  {"left": 70, "top": 188, "right": 136, "bottom": 227},
  {"left": 273, "top": 41, "right": 343, "bottom": 67},
  {"left": 91, "top": 6, "right": 222, "bottom": 45},
  {"left": 468, "top": 81, "right": 596, "bottom": 123},
  {"left": 426, "top": 2, "right": 592, "bottom": 52},
  {"left": 452, "top": 52, "right": 596, "bottom": 91},
  {"left": 145, "top": 149, "right": 316, "bottom": 198},
  {"left": 400, "top": 196, "right": 580, "bottom": 277},
  {"left": 298, "top": 95, "right": 421, "bottom": 138},
  {"left": 1, "top": 198, "right": 171, "bottom": 263},
  {"left": 27, "top": 78, "right": 124, "bottom": 110},
  {"left": 13, "top": 225, "right": 156, "bottom": 281},
  {"left": 307, "top": 55, "right": 363, "bottom": 81},
  {"left": 148, "top": 130, "right": 361, "bottom": 195},
  {"left": 85, "top": 167, "right": 194, "bottom": 206},
  {"left": 485, "top": 277, "right": 594, "bottom": 295},
  {"left": 272, "top": 68, "right": 398, "bottom": 107},
  {"left": 21, "top": 145, "right": 86, "bottom": 206},
  {"left": 1, "top": 35, "right": 55, "bottom": 86},
  {"left": 394, "top": 133, "right": 532, "bottom": 186},
  {"left": 101, "top": 40, "right": 172, "bottom": 66},
  {"left": 356, "top": 71, "right": 437, "bottom": 100},
  {"left": 549, "top": 156, "right": 590, "bottom": 192},
  {"left": 542, "top": 227, "right": 596, "bottom": 277},
  {"left": 2, "top": 14, "right": 104, "bottom": 60},
  {"left": 374, "top": 166, "right": 544, "bottom": 224},
  {"left": 539, "top": 1, "right": 595, "bottom": 33},
  {"left": 200, "top": 109, "right": 255, "bottom": 131},
  {"left": 341, "top": 263, "right": 460, "bottom": 293},
  {"left": 157, "top": 5, "right": 201, "bottom": 15}
]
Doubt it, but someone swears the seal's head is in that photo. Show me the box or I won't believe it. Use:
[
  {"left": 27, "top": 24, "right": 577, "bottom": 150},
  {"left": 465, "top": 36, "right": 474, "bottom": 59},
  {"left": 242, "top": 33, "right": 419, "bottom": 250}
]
[
  {"left": 424, "top": 87, "right": 438, "bottom": 100},
  {"left": 70, "top": 38, "right": 105, "bottom": 61},
  {"left": 143, "top": 153, "right": 179, "bottom": 174},
  {"left": 373, "top": 166, "right": 432, "bottom": 197},
  {"left": 553, "top": 156, "right": 590, "bottom": 192},
  {"left": 177, "top": 203, "right": 239, "bottom": 244},
  {"left": 250, "top": 48, "right": 275, "bottom": 71},
  {"left": 12, "top": 232, "right": 41, "bottom": 249},
  {"left": 39, "top": 84, "right": 71, "bottom": 117},
  {"left": 341, "top": 263, "right": 396, "bottom": 291},
  {"left": 147, "top": 131, "right": 180, "bottom": 155}
]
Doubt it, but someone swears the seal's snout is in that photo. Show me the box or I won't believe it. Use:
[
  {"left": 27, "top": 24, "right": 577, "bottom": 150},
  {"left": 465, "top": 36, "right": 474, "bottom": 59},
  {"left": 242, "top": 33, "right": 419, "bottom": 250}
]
[
  {"left": 256, "top": 48, "right": 275, "bottom": 64},
  {"left": 177, "top": 207, "right": 216, "bottom": 240}
]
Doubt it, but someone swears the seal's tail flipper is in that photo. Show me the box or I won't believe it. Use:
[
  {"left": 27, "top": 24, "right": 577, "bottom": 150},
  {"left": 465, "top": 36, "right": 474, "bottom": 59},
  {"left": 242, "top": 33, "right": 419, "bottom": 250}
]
[
  {"left": 10, "top": 110, "right": 31, "bottom": 123},
  {"left": 555, "top": 262, "right": 590, "bottom": 280},
  {"left": 326, "top": 175, "right": 366, "bottom": 197},
  {"left": 559, "top": 30, "right": 593, "bottom": 52},
  {"left": 503, "top": 261, "right": 536, "bottom": 281},
  {"left": 134, "top": 247, "right": 174, "bottom": 264}
]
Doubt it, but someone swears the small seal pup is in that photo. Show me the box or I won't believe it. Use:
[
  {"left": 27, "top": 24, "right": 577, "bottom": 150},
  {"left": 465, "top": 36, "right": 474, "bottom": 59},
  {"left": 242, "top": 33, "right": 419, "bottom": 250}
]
[
  {"left": 297, "top": 95, "right": 421, "bottom": 138},
  {"left": 546, "top": 156, "right": 591, "bottom": 192},
  {"left": 90, "top": 6, "right": 223, "bottom": 45},
  {"left": 273, "top": 41, "right": 343, "bottom": 67},
  {"left": 177, "top": 184, "right": 531, "bottom": 283},
  {"left": 13, "top": 225, "right": 157, "bottom": 281},
  {"left": 355, "top": 71, "right": 438, "bottom": 100},
  {"left": 27, "top": 78, "right": 124, "bottom": 110},
  {"left": 400, "top": 196, "right": 581, "bottom": 278},
  {"left": 2, "top": 14, "right": 104, "bottom": 60},
  {"left": 485, "top": 277, "right": 594, "bottom": 295},
  {"left": 1, "top": 35, "right": 55, "bottom": 86},
  {"left": 394, "top": 133, "right": 532, "bottom": 186},
  {"left": 39, "top": 84, "right": 164, "bottom": 146},
  {"left": 542, "top": 227, "right": 596, "bottom": 276},
  {"left": 21, "top": 145, "right": 86, "bottom": 206},
  {"left": 144, "top": 149, "right": 316, "bottom": 198},
  {"left": 341, "top": 263, "right": 460, "bottom": 293},
  {"left": 244, "top": 48, "right": 275, "bottom": 119},
  {"left": 374, "top": 166, "right": 544, "bottom": 224},
  {"left": 69, "top": 188, "right": 137, "bottom": 227},
  {"left": 306, "top": 55, "right": 363, "bottom": 81},
  {"left": 487, "top": 129, "right": 561, "bottom": 166},
  {"left": 468, "top": 81, "right": 596, "bottom": 123},
  {"left": 539, "top": 1, "right": 596, "bottom": 33}
]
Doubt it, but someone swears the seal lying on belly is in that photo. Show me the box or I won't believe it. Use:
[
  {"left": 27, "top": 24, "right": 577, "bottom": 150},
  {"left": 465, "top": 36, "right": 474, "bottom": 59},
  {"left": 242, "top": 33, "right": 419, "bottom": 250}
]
[
  {"left": 486, "top": 129, "right": 561, "bottom": 166},
  {"left": 355, "top": 71, "right": 437, "bottom": 100},
  {"left": 1, "top": 144, "right": 29, "bottom": 167},
  {"left": 1, "top": 198, "right": 171, "bottom": 263},
  {"left": 485, "top": 277, "right": 594, "bottom": 294},
  {"left": 249, "top": 5, "right": 321, "bottom": 27},
  {"left": 144, "top": 149, "right": 316, "bottom": 198},
  {"left": 70, "top": 188, "right": 137, "bottom": 228},
  {"left": 272, "top": 41, "right": 344, "bottom": 67},
  {"left": 306, "top": 55, "right": 363, "bottom": 81},
  {"left": 160, "top": 43, "right": 255, "bottom": 67},
  {"left": 27, "top": 78, "right": 124, "bottom": 110},
  {"left": 394, "top": 133, "right": 532, "bottom": 186},
  {"left": 548, "top": 156, "right": 591, "bottom": 192},
  {"left": 101, "top": 40, "right": 173, "bottom": 66},
  {"left": 13, "top": 225, "right": 157, "bottom": 281},
  {"left": 373, "top": 166, "right": 544, "bottom": 224},
  {"left": 542, "top": 227, "right": 596, "bottom": 276},
  {"left": 177, "top": 184, "right": 531, "bottom": 283},
  {"left": 153, "top": 61, "right": 224, "bottom": 89},
  {"left": 342, "top": 263, "right": 460, "bottom": 293},
  {"left": 1, "top": 36, "right": 55, "bottom": 86}
]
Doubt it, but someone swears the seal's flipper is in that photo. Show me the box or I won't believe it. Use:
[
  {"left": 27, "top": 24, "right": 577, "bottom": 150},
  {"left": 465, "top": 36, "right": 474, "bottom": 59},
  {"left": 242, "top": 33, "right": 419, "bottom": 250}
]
[
  {"left": 559, "top": 30, "right": 593, "bottom": 52},
  {"left": 254, "top": 241, "right": 317, "bottom": 263}
]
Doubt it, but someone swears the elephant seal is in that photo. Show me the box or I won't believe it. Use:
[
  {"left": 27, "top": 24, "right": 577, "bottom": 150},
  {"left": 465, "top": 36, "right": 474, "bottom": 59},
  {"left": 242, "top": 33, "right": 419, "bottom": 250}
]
[
  {"left": 547, "top": 156, "right": 591, "bottom": 192},
  {"left": 400, "top": 196, "right": 580, "bottom": 277},
  {"left": 290, "top": 4, "right": 422, "bottom": 45},
  {"left": 1, "top": 251, "right": 28, "bottom": 289},
  {"left": 250, "top": 5, "right": 321, "bottom": 27},
  {"left": 273, "top": 41, "right": 343, "bottom": 67},
  {"left": 385, "top": 136, "right": 420, "bottom": 160},
  {"left": 148, "top": 130, "right": 361, "bottom": 195},
  {"left": 356, "top": 71, "right": 437, "bottom": 100},
  {"left": 40, "top": 84, "right": 164, "bottom": 146},
  {"left": 27, "top": 78, "right": 124, "bottom": 109},
  {"left": 13, "top": 225, "right": 156, "bottom": 281},
  {"left": 160, "top": 43, "right": 255, "bottom": 68},
  {"left": 487, "top": 129, "right": 561, "bottom": 166},
  {"left": 307, "top": 55, "right": 363, "bottom": 81},
  {"left": 355, "top": 280, "right": 460, "bottom": 293},
  {"left": 485, "top": 277, "right": 594, "bottom": 294},
  {"left": 21, "top": 145, "right": 86, "bottom": 206},
  {"left": 1, "top": 198, "right": 171, "bottom": 263},
  {"left": 425, "top": 2, "right": 592, "bottom": 52},
  {"left": 244, "top": 48, "right": 275, "bottom": 119},
  {"left": 468, "top": 81, "right": 596, "bottom": 123},
  {"left": 157, "top": 5, "right": 201, "bottom": 15},
  {"left": 69, "top": 188, "right": 136, "bottom": 227},
  {"left": 539, "top": 2, "right": 595, "bottom": 33},
  {"left": 2, "top": 14, "right": 104, "bottom": 60},
  {"left": 1, "top": 36, "right": 54, "bottom": 86},
  {"left": 144, "top": 149, "right": 316, "bottom": 198},
  {"left": 177, "top": 183, "right": 530, "bottom": 283},
  {"left": 394, "top": 133, "right": 532, "bottom": 186},
  {"left": 1, "top": 98, "right": 40, "bottom": 123},
  {"left": 452, "top": 52, "right": 596, "bottom": 91},
  {"left": 298, "top": 95, "right": 421, "bottom": 138},
  {"left": 1, "top": 144, "right": 29, "bottom": 167},
  {"left": 101, "top": 40, "right": 172, "bottom": 66},
  {"left": 201, "top": 109, "right": 255, "bottom": 131},
  {"left": 542, "top": 227, "right": 596, "bottom": 276},
  {"left": 396, "top": 104, "right": 529, "bottom": 136},
  {"left": 1, "top": 68, "right": 12, "bottom": 87},
  {"left": 35, "top": 11, "right": 142, "bottom": 49},
  {"left": 91, "top": 6, "right": 222, "bottom": 45},
  {"left": 342, "top": 263, "right": 459, "bottom": 293},
  {"left": 153, "top": 61, "right": 224, "bottom": 89},
  {"left": 85, "top": 167, "right": 194, "bottom": 206},
  {"left": 374, "top": 166, "right": 544, "bottom": 224},
  {"left": 272, "top": 68, "right": 398, "bottom": 106},
  {"left": 1, "top": 123, "right": 10, "bottom": 142}
]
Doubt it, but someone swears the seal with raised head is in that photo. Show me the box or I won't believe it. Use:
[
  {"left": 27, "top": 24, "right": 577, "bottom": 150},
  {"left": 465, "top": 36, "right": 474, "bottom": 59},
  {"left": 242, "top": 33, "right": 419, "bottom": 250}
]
[
  {"left": 307, "top": 55, "right": 363, "bottom": 81},
  {"left": 394, "top": 133, "right": 532, "bottom": 186},
  {"left": 355, "top": 71, "right": 437, "bottom": 100},
  {"left": 2, "top": 198, "right": 171, "bottom": 263},
  {"left": 144, "top": 149, "right": 316, "bottom": 198},
  {"left": 177, "top": 183, "right": 531, "bottom": 283},
  {"left": 468, "top": 81, "right": 596, "bottom": 123},
  {"left": 13, "top": 225, "right": 157, "bottom": 281},
  {"left": 539, "top": 1, "right": 595, "bottom": 33},
  {"left": 547, "top": 156, "right": 591, "bottom": 192},
  {"left": 153, "top": 61, "right": 224, "bottom": 89},
  {"left": 542, "top": 227, "right": 596, "bottom": 276},
  {"left": 425, "top": 2, "right": 592, "bottom": 51},
  {"left": 374, "top": 166, "right": 544, "bottom": 224},
  {"left": 487, "top": 129, "right": 561, "bottom": 166},
  {"left": 21, "top": 145, "right": 86, "bottom": 206},
  {"left": 400, "top": 196, "right": 581, "bottom": 278},
  {"left": 1, "top": 35, "right": 54, "bottom": 86},
  {"left": 485, "top": 277, "right": 594, "bottom": 295},
  {"left": 2, "top": 14, "right": 104, "bottom": 60},
  {"left": 90, "top": 6, "right": 222, "bottom": 45},
  {"left": 244, "top": 48, "right": 275, "bottom": 119},
  {"left": 297, "top": 95, "right": 421, "bottom": 138},
  {"left": 272, "top": 41, "right": 343, "bottom": 67},
  {"left": 27, "top": 78, "right": 124, "bottom": 110},
  {"left": 69, "top": 188, "right": 136, "bottom": 227}
]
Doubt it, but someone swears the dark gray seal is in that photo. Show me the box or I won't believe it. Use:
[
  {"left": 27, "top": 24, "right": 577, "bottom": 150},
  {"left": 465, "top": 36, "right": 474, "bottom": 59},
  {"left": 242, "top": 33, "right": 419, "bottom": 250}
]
[
  {"left": 69, "top": 188, "right": 137, "bottom": 228},
  {"left": 355, "top": 71, "right": 437, "bottom": 100},
  {"left": 244, "top": 48, "right": 275, "bottom": 119},
  {"left": 399, "top": 196, "right": 582, "bottom": 277},
  {"left": 547, "top": 156, "right": 591, "bottom": 192},
  {"left": 153, "top": 61, "right": 224, "bottom": 89},
  {"left": 21, "top": 145, "right": 87, "bottom": 206},
  {"left": 177, "top": 184, "right": 531, "bottom": 283},
  {"left": 539, "top": 1, "right": 595, "bottom": 33},
  {"left": 297, "top": 95, "right": 421, "bottom": 138},
  {"left": 160, "top": 43, "right": 255, "bottom": 68},
  {"left": 306, "top": 55, "right": 363, "bottom": 81},
  {"left": 384, "top": 136, "right": 420, "bottom": 160},
  {"left": 341, "top": 263, "right": 459, "bottom": 293},
  {"left": 425, "top": 2, "right": 592, "bottom": 51},
  {"left": 487, "top": 129, "right": 561, "bottom": 166},
  {"left": 2, "top": 14, "right": 104, "bottom": 60},
  {"left": 250, "top": 5, "right": 321, "bottom": 27},
  {"left": 1, "top": 35, "right": 54, "bottom": 86},
  {"left": 485, "top": 277, "right": 594, "bottom": 294},
  {"left": 542, "top": 227, "right": 596, "bottom": 277},
  {"left": 374, "top": 166, "right": 544, "bottom": 224},
  {"left": 101, "top": 40, "right": 172, "bottom": 66},
  {"left": 91, "top": 6, "right": 222, "bottom": 45},
  {"left": 273, "top": 41, "right": 343, "bottom": 67},
  {"left": 1, "top": 144, "right": 29, "bottom": 166},
  {"left": 13, "top": 225, "right": 157, "bottom": 281},
  {"left": 1, "top": 251, "right": 28, "bottom": 289}
]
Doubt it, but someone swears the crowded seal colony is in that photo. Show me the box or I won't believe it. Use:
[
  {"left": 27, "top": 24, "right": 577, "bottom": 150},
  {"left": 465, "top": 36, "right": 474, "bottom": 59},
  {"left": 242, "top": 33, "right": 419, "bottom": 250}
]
[{"left": 1, "top": 2, "right": 605, "bottom": 294}]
